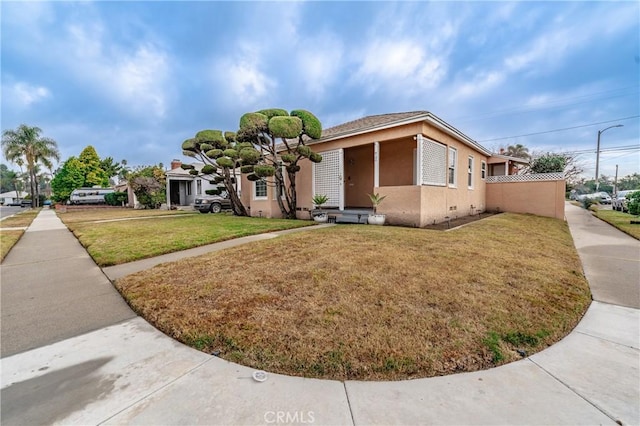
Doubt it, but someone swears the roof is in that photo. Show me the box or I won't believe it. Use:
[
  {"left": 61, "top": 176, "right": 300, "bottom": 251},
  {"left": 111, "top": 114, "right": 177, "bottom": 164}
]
[
  {"left": 488, "top": 154, "right": 530, "bottom": 164},
  {"left": 0, "top": 191, "right": 28, "bottom": 198},
  {"left": 311, "top": 111, "right": 493, "bottom": 156},
  {"left": 321, "top": 111, "right": 429, "bottom": 138}
]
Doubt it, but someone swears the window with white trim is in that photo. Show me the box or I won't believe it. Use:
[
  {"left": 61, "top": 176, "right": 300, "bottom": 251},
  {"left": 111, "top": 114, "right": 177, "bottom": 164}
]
[
  {"left": 481, "top": 161, "right": 487, "bottom": 180},
  {"left": 468, "top": 156, "right": 474, "bottom": 189},
  {"left": 187, "top": 181, "right": 192, "bottom": 196},
  {"left": 448, "top": 147, "right": 457, "bottom": 187},
  {"left": 254, "top": 180, "right": 267, "bottom": 199},
  {"left": 196, "top": 179, "right": 202, "bottom": 195}
]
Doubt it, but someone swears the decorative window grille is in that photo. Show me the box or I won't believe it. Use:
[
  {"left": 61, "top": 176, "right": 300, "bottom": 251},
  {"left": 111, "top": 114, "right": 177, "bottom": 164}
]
[
  {"left": 313, "top": 149, "right": 342, "bottom": 207},
  {"left": 448, "top": 147, "right": 457, "bottom": 186},
  {"left": 254, "top": 180, "right": 267, "bottom": 199},
  {"left": 421, "top": 138, "right": 446, "bottom": 186}
]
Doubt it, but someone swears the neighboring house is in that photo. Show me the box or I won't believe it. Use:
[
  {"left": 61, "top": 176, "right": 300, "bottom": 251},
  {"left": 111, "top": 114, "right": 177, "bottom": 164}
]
[
  {"left": 487, "top": 153, "right": 529, "bottom": 177},
  {"left": 165, "top": 160, "right": 240, "bottom": 207},
  {"left": 0, "top": 191, "right": 28, "bottom": 205},
  {"left": 239, "top": 110, "right": 565, "bottom": 225}
]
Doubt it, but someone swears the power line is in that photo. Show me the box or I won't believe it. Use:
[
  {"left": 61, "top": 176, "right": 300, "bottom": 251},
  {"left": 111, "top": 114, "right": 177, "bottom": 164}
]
[
  {"left": 477, "top": 115, "right": 640, "bottom": 142},
  {"left": 567, "top": 144, "right": 640, "bottom": 155}
]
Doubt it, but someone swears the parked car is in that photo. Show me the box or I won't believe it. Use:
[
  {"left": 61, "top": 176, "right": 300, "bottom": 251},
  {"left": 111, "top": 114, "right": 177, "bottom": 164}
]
[
  {"left": 194, "top": 195, "right": 232, "bottom": 213},
  {"left": 613, "top": 190, "right": 639, "bottom": 212},
  {"left": 593, "top": 192, "right": 612, "bottom": 204},
  {"left": 20, "top": 199, "right": 33, "bottom": 207}
]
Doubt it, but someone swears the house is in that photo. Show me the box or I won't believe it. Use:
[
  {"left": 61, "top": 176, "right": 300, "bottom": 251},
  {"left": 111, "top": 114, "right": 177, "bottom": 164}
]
[
  {"left": 165, "top": 160, "right": 241, "bottom": 208},
  {"left": 0, "top": 191, "right": 29, "bottom": 205},
  {"left": 238, "top": 111, "right": 565, "bottom": 225}
]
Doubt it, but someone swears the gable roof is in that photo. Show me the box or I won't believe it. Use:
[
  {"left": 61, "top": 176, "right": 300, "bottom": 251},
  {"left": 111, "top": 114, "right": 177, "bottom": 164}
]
[
  {"left": 313, "top": 111, "right": 493, "bottom": 156},
  {"left": 321, "top": 111, "right": 429, "bottom": 138}
]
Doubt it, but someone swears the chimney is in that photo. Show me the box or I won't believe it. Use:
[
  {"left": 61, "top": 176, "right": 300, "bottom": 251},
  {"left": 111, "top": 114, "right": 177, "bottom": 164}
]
[
  {"left": 170, "top": 159, "right": 182, "bottom": 170},
  {"left": 499, "top": 148, "right": 505, "bottom": 155}
]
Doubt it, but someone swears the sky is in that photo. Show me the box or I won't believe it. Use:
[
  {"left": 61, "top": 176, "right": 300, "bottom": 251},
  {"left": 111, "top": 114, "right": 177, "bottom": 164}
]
[{"left": 2, "top": 1, "right": 639, "bottom": 180}]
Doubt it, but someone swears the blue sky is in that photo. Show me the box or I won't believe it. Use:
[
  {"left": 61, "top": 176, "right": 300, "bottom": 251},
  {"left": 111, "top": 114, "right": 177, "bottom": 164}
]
[{"left": 2, "top": 1, "right": 639, "bottom": 179}]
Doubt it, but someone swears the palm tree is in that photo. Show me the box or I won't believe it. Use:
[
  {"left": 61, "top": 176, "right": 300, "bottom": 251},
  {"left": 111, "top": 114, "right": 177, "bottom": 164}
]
[
  {"left": 505, "top": 144, "right": 530, "bottom": 159},
  {"left": 2, "top": 124, "right": 60, "bottom": 207}
]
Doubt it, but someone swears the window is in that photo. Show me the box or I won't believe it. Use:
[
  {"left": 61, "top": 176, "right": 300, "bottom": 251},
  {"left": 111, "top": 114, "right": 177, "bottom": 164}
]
[
  {"left": 481, "top": 161, "right": 487, "bottom": 180},
  {"left": 254, "top": 180, "right": 267, "bottom": 199},
  {"left": 196, "top": 179, "right": 202, "bottom": 195},
  {"left": 448, "top": 147, "right": 457, "bottom": 187},
  {"left": 186, "top": 182, "right": 192, "bottom": 196},
  {"left": 468, "top": 156, "right": 474, "bottom": 189},
  {"left": 420, "top": 138, "right": 447, "bottom": 186}
]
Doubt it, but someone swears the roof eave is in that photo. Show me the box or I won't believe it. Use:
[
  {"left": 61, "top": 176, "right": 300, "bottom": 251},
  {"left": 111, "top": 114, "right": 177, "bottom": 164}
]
[{"left": 309, "top": 112, "right": 493, "bottom": 156}]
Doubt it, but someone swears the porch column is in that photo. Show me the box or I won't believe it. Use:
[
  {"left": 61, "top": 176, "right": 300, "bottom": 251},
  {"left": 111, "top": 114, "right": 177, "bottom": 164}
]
[
  {"left": 416, "top": 134, "right": 424, "bottom": 185},
  {"left": 505, "top": 161, "right": 510, "bottom": 176},
  {"left": 165, "top": 175, "right": 171, "bottom": 208},
  {"left": 374, "top": 141, "right": 380, "bottom": 188}
]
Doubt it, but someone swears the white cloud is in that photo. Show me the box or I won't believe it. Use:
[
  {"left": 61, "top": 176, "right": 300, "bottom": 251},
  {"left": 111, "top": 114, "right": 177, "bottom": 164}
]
[
  {"left": 213, "top": 43, "right": 276, "bottom": 107},
  {"left": 296, "top": 33, "right": 344, "bottom": 99},
  {"left": 450, "top": 71, "right": 504, "bottom": 100},
  {"left": 3, "top": 82, "right": 51, "bottom": 109},
  {"left": 62, "top": 22, "right": 171, "bottom": 120},
  {"left": 354, "top": 39, "right": 446, "bottom": 95}
]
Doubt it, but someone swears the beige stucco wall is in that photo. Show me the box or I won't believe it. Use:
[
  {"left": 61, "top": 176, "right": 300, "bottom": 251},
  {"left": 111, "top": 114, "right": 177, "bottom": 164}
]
[
  {"left": 243, "top": 119, "right": 491, "bottom": 224},
  {"left": 485, "top": 179, "right": 566, "bottom": 220}
]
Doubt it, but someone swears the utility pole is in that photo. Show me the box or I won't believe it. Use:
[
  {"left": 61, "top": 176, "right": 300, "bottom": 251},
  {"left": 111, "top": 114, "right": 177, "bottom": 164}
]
[
  {"left": 613, "top": 164, "right": 619, "bottom": 196},
  {"left": 595, "top": 124, "right": 624, "bottom": 191}
]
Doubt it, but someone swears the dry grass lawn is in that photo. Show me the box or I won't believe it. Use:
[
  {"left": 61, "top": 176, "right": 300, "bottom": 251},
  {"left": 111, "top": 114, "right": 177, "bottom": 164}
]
[
  {"left": 116, "top": 213, "right": 591, "bottom": 381},
  {"left": 65, "top": 212, "right": 313, "bottom": 266},
  {"left": 0, "top": 209, "right": 41, "bottom": 261}
]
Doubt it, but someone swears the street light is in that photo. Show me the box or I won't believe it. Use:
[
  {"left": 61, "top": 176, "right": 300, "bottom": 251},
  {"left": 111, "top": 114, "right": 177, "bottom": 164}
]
[{"left": 595, "top": 124, "right": 623, "bottom": 191}]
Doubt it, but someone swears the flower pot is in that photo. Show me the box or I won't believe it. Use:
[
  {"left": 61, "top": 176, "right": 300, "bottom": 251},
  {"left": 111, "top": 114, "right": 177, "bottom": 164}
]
[
  {"left": 367, "top": 214, "right": 386, "bottom": 225},
  {"left": 313, "top": 213, "right": 328, "bottom": 223}
]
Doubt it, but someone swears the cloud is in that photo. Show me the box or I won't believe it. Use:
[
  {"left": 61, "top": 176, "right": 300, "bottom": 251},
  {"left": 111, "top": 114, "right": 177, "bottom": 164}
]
[
  {"left": 62, "top": 22, "right": 171, "bottom": 120},
  {"left": 214, "top": 43, "right": 277, "bottom": 107},
  {"left": 295, "top": 33, "right": 344, "bottom": 99},
  {"left": 3, "top": 82, "right": 52, "bottom": 109},
  {"left": 353, "top": 39, "right": 446, "bottom": 95}
]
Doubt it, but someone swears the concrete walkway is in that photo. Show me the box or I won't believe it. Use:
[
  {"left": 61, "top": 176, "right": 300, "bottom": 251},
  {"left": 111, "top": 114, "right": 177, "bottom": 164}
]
[{"left": 1, "top": 206, "right": 638, "bottom": 425}]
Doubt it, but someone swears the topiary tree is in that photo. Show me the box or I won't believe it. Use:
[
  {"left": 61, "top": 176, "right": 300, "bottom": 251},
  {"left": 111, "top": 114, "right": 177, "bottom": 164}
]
[
  {"left": 180, "top": 129, "right": 248, "bottom": 216},
  {"left": 236, "top": 108, "right": 323, "bottom": 219}
]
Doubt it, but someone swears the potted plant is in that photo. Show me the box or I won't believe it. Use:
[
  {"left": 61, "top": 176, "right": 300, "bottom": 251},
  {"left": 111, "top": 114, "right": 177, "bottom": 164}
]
[
  {"left": 312, "top": 194, "right": 329, "bottom": 223},
  {"left": 367, "top": 192, "right": 387, "bottom": 225}
]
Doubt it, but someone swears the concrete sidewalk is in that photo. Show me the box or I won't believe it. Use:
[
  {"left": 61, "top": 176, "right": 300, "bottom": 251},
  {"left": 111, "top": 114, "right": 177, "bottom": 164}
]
[
  {"left": 0, "top": 209, "right": 135, "bottom": 357},
  {"left": 1, "top": 206, "right": 638, "bottom": 425}
]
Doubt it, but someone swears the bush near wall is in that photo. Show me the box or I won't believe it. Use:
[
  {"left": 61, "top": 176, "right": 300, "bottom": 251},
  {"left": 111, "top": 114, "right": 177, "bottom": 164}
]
[{"left": 105, "top": 191, "right": 128, "bottom": 206}]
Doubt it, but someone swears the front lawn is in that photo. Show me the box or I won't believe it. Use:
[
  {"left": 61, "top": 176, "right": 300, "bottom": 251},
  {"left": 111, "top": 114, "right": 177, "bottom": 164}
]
[
  {"left": 594, "top": 209, "right": 640, "bottom": 240},
  {"left": 116, "top": 213, "right": 591, "bottom": 381},
  {"left": 64, "top": 211, "right": 314, "bottom": 266},
  {"left": 0, "top": 209, "right": 41, "bottom": 261}
]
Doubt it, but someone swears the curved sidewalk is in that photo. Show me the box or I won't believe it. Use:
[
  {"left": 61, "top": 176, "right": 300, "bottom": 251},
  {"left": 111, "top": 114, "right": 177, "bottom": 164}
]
[{"left": 1, "top": 207, "right": 638, "bottom": 425}]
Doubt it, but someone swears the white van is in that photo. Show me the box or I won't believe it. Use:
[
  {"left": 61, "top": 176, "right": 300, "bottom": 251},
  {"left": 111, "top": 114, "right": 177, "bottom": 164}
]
[{"left": 69, "top": 187, "right": 115, "bottom": 205}]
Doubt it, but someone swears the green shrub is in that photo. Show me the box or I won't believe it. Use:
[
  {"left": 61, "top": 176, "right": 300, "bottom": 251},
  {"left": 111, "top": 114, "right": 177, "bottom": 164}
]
[
  {"left": 206, "top": 149, "right": 223, "bottom": 158},
  {"left": 581, "top": 197, "right": 596, "bottom": 210},
  {"left": 256, "top": 108, "right": 289, "bottom": 119},
  {"left": 240, "top": 165, "right": 254, "bottom": 174},
  {"left": 309, "top": 152, "right": 322, "bottom": 163},
  {"left": 628, "top": 191, "right": 640, "bottom": 215},
  {"left": 201, "top": 164, "right": 217, "bottom": 175},
  {"left": 223, "top": 149, "right": 239, "bottom": 159},
  {"left": 181, "top": 138, "right": 197, "bottom": 151},
  {"left": 105, "top": 191, "right": 128, "bottom": 206},
  {"left": 216, "top": 157, "right": 235, "bottom": 168},
  {"left": 280, "top": 153, "right": 296, "bottom": 163},
  {"left": 239, "top": 113, "right": 268, "bottom": 133},
  {"left": 196, "top": 129, "right": 226, "bottom": 145},
  {"left": 254, "top": 165, "right": 276, "bottom": 177}
]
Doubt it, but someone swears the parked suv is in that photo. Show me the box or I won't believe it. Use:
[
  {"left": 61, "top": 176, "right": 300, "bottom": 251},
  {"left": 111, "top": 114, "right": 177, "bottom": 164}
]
[
  {"left": 613, "top": 190, "right": 638, "bottom": 212},
  {"left": 194, "top": 195, "right": 232, "bottom": 213}
]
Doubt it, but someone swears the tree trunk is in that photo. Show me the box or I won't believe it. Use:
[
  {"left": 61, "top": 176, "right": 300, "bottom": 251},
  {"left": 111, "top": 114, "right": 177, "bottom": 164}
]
[{"left": 223, "top": 168, "right": 248, "bottom": 216}]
